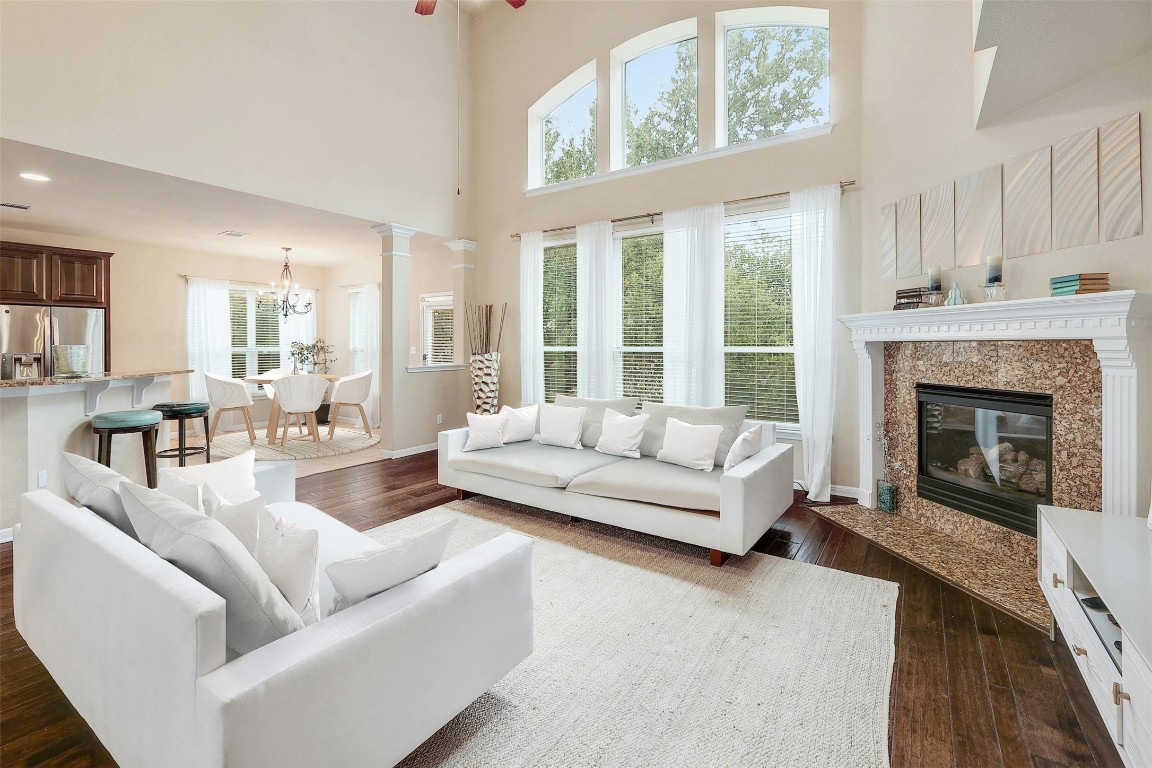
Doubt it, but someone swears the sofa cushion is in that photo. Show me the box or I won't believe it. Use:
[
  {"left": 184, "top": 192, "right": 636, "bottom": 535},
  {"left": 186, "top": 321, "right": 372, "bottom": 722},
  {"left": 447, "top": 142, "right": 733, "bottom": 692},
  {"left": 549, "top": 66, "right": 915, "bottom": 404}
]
[
  {"left": 158, "top": 450, "right": 259, "bottom": 505},
  {"left": 554, "top": 396, "right": 639, "bottom": 447},
  {"left": 637, "top": 404, "right": 749, "bottom": 466},
  {"left": 566, "top": 456, "right": 724, "bottom": 512},
  {"left": 267, "top": 501, "right": 378, "bottom": 619},
  {"left": 448, "top": 440, "right": 624, "bottom": 487},
  {"left": 60, "top": 452, "right": 137, "bottom": 539}
]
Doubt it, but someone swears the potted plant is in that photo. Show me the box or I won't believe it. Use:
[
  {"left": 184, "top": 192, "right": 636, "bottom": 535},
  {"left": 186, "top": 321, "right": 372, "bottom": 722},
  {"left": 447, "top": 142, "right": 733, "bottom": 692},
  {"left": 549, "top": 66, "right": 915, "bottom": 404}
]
[{"left": 290, "top": 338, "right": 337, "bottom": 423}]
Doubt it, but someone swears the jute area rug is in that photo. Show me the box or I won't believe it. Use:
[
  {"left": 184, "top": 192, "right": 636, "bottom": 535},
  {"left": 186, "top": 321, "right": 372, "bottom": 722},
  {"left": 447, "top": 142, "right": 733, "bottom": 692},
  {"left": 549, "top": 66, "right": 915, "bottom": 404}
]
[
  {"left": 371, "top": 497, "right": 898, "bottom": 768},
  {"left": 208, "top": 425, "right": 379, "bottom": 460}
]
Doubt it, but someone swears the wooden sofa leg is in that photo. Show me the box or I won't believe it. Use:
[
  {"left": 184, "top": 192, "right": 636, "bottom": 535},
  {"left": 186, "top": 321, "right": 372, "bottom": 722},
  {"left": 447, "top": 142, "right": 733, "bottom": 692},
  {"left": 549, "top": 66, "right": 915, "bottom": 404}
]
[
  {"left": 455, "top": 489, "right": 476, "bottom": 501},
  {"left": 709, "top": 549, "right": 730, "bottom": 567}
]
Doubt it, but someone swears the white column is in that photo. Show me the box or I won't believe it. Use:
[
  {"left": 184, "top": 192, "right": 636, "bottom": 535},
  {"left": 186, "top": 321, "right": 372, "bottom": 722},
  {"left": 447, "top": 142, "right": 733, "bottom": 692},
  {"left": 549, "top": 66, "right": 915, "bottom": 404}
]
[
  {"left": 852, "top": 339, "right": 885, "bottom": 507},
  {"left": 1094, "top": 336, "right": 1151, "bottom": 516},
  {"left": 445, "top": 240, "right": 476, "bottom": 366},
  {"left": 374, "top": 223, "right": 419, "bottom": 456}
]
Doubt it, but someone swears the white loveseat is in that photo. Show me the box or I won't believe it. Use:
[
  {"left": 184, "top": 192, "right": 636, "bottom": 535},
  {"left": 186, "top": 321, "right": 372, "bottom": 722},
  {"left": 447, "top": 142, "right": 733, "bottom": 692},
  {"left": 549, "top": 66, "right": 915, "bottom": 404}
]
[
  {"left": 439, "top": 420, "right": 793, "bottom": 564},
  {"left": 14, "top": 478, "right": 534, "bottom": 767}
]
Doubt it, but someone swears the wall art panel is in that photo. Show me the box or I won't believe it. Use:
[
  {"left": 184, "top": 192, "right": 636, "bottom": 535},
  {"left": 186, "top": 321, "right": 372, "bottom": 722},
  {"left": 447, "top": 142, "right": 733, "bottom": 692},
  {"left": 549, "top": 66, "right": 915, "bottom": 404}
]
[
  {"left": 879, "top": 203, "right": 897, "bottom": 282},
  {"left": 955, "top": 165, "right": 1003, "bottom": 267},
  {"left": 920, "top": 181, "right": 956, "bottom": 272},
  {"left": 1004, "top": 147, "right": 1052, "bottom": 258},
  {"left": 896, "top": 193, "right": 922, "bottom": 279},
  {"left": 1100, "top": 112, "right": 1142, "bottom": 242},
  {"left": 1052, "top": 128, "right": 1099, "bottom": 250}
]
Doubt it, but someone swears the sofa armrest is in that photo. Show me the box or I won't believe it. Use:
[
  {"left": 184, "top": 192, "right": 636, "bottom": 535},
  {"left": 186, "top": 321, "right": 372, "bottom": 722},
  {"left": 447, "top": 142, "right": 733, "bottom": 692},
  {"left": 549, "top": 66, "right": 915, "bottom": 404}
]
[
  {"left": 719, "top": 443, "right": 794, "bottom": 555},
  {"left": 254, "top": 461, "right": 295, "bottom": 504},
  {"left": 438, "top": 427, "right": 469, "bottom": 486},
  {"left": 195, "top": 532, "right": 534, "bottom": 768}
]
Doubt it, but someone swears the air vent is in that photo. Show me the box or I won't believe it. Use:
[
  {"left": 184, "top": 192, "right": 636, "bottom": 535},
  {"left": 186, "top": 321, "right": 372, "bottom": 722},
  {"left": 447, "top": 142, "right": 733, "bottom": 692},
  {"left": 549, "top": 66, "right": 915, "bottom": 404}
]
[
  {"left": 218, "top": 230, "right": 249, "bottom": 238},
  {"left": 1, "top": 202, "right": 31, "bottom": 210}
]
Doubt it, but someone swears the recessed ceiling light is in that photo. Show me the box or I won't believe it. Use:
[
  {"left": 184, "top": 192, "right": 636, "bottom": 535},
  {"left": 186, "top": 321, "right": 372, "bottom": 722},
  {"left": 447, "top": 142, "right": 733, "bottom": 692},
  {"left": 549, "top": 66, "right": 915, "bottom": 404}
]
[
  {"left": 19, "top": 172, "right": 50, "bottom": 182},
  {"left": 218, "top": 230, "right": 250, "bottom": 238}
]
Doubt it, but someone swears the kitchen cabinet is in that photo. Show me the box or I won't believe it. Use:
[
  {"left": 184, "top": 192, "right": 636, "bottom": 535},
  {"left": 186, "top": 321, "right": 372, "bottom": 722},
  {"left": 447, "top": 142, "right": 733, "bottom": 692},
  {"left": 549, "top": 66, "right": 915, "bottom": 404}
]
[
  {"left": 0, "top": 243, "right": 49, "bottom": 303},
  {"left": 1, "top": 242, "right": 112, "bottom": 307}
]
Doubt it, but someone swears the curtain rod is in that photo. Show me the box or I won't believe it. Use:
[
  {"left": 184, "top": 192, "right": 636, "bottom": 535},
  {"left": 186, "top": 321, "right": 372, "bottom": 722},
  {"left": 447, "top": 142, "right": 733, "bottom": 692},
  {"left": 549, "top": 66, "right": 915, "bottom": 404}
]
[
  {"left": 509, "top": 179, "right": 856, "bottom": 239},
  {"left": 338, "top": 281, "right": 383, "bottom": 289},
  {"left": 178, "top": 274, "right": 321, "bottom": 291}
]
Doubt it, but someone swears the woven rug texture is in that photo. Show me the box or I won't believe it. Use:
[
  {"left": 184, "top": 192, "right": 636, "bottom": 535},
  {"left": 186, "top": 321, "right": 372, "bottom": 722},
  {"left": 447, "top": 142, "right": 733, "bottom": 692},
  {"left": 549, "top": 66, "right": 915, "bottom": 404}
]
[
  {"left": 208, "top": 425, "right": 379, "bottom": 460},
  {"left": 370, "top": 497, "right": 898, "bottom": 768}
]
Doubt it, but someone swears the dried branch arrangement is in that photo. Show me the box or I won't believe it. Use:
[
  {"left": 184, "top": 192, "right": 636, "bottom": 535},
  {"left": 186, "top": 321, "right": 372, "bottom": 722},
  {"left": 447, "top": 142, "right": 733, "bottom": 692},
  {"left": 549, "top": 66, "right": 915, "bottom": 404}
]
[{"left": 466, "top": 302, "right": 507, "bottom": 355}]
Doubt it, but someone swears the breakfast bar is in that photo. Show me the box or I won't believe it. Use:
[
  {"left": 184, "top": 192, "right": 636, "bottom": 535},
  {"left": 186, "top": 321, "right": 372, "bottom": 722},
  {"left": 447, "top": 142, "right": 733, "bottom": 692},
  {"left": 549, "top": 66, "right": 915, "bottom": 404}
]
[{"left": 0, "top": 369, "right": 191, "bottom": 531}]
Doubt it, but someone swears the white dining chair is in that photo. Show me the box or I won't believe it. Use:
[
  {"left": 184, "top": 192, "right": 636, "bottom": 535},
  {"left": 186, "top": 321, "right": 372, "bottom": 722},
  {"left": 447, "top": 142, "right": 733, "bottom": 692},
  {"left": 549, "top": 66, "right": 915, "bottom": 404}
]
[
  {"left": 261, "top": 367, "right": 293, "bottom": 402},
  {"left": 327, "top": 371, "right": 374, "bottom": 439},
  {"left": 265, "top": 375, "right": 330, "bottom": 447},
  {"left": 204, "top": 372, "right": 256, "bottom": 444}
]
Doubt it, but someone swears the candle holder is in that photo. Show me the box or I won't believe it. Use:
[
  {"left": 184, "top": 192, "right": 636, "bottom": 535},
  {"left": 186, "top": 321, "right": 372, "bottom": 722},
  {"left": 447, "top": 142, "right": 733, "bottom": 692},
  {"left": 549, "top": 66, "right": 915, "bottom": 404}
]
[
  {"left": 922, "top": 291, "right": 946, "bottom": 307},
  {"left": 980, "top": 283, "right": 1007, "bottom": 302}
]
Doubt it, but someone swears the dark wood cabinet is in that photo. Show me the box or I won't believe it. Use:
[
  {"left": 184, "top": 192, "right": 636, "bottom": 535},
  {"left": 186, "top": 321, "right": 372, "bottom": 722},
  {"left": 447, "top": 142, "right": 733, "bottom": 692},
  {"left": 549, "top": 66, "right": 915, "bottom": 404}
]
[
  {"left": 0, "top": 242, "right": 112, "bottom": 307},
  {"left": 0, "top": 244, "right": 50, "bottom": 303}
]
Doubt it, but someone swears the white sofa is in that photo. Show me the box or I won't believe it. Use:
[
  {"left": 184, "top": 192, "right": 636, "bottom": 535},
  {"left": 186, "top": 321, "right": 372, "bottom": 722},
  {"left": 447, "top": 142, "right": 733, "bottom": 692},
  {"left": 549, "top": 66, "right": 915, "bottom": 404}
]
[
  {"left": 439, "top": 420, "right": 793, "bottom": 564},
  {"left": 14, "top": 481, "right": 534, "bottom": 768}
]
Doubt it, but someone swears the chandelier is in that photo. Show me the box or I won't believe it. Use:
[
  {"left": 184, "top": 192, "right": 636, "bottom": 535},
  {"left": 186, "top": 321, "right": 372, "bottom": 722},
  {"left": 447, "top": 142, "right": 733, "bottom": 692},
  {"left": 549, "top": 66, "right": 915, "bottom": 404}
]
[{"left": 259, "top": 247, "right": 313, "bottom": 319}]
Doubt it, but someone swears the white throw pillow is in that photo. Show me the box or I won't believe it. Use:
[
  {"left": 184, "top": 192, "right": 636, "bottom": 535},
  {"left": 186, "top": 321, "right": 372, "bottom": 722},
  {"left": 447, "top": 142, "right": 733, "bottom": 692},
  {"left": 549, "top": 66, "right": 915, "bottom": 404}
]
[
  {"left": 595, "top": 410, "right": 650, "bottom": 459},
  {"left": 59, "top": 453, "right": 136, "bottom": 538},
  {"left": 537, "top": 403, "right": 586, "bottom": 449},
  {"left": 256, "top": 506, "right": 321, "bottom": 626},
  {"left": 724, "top": 425, "right": 764, "bottom": 471},
  {"left": 120, "top": 482, "right": 303, "bottom": 654},
  {"left": 151, "top": 473, "right": 204, "bottom": 512},
  {"left": 553, "top": 396, "right": 639, "bottom": 447},
  {"left": 499, "top": 404, "right": 538, "bottom": 443},
  {"left": 202, "top": 484, "right": 262, "bottom": 557},
  {"left": 463, "top": 412, "right": 506, "bottom": 451},
  {"left": 326, "top": 519, "right": 457, "bottom": 615},
  {"left": 158, "top": 449, "right": 259, "bottom": 505},
  {"left": 656, "top": 418, "right": 724, "bottom": 472}
]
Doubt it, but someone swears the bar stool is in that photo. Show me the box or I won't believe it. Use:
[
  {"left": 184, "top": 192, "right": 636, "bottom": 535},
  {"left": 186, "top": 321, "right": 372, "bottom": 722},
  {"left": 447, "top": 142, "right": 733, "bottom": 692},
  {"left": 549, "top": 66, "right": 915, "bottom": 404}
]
[
  {"left": 154, "top": 401, "right": 212, "bottom": 467},
  {"left": 91, "top": 410, "right": 163, "bottom": 488}
]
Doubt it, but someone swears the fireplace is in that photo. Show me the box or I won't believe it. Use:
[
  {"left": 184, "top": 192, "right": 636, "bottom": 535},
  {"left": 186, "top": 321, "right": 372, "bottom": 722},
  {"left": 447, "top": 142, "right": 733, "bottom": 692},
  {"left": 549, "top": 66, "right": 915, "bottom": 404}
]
[{"left": 917, "top": 384, "right": 1053, "bottom": 537}]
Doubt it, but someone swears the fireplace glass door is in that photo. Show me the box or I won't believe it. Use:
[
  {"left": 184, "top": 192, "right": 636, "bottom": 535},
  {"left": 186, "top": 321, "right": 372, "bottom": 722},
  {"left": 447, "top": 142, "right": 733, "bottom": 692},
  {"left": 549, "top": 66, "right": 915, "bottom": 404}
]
[{"left": 917, "top": 384, "right": 1053, "bottom": 537}]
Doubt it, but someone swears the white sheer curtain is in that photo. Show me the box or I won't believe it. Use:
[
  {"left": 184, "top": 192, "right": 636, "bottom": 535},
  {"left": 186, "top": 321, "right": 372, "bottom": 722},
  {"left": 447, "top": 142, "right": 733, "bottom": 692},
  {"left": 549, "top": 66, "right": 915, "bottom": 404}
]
[
  {"left": 281, "top": 297, "right": 317, "bottom": 370},
  {"left": 519, "top": 231, "right": 545, "bottom": 404},
  {"left": 185, "top": 277, "right": 231, "bottom": 401},
  {"left": 576, "top": 220, "right": 618, "bottom": 398},
  {"left": 663, "top": 204, "right": 725, "bottom": 406},
  {"left": 791, "top": 184, "right": 840, "bottom": 502},
  {"left": 348, "top": 283, "right": 382, "bottom": 427}
]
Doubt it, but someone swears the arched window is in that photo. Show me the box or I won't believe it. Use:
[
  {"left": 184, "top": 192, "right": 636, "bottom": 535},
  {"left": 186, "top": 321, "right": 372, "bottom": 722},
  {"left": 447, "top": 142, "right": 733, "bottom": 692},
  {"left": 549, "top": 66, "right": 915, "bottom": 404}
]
[
  {"left": 528, "top": 61, "right": 597, "bottom": 188},
  {"left": 716, "top": 7, "right": 829, "bottom": 148},
  {"left": 610, "top": 19, "right": 698, "bottom": 170}
]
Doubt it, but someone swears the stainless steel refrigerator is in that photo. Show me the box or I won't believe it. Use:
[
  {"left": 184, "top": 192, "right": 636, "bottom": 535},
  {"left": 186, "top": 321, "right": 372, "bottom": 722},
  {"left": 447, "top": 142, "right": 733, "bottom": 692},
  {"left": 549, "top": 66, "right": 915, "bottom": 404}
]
[{"left": 1, "top": 305, "right": 106, "bottom": 380}]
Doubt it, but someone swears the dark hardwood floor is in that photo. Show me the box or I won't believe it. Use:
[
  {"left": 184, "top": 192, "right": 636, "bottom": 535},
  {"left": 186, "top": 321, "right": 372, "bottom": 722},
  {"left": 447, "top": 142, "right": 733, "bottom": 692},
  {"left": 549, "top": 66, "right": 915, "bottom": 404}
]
[{"left": 0, "top": 452, "right": 1122, "bottom": 767}]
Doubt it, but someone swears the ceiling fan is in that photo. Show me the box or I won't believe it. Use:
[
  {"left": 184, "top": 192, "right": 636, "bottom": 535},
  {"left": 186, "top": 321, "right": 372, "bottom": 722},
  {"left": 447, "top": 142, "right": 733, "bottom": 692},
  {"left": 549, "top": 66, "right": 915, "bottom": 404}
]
[{"left": 415, "top": 0, "right": 525, "bottom": 15}]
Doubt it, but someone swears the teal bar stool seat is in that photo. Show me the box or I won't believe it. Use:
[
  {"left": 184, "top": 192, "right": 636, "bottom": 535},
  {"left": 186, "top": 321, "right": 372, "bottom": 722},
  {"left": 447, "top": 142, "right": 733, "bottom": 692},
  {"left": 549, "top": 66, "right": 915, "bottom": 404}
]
[
  {"left": 91, "top": 409, "right": 163, "bottom": 488},
  {"left": 153, "top": 401, "right": 211, "bottom": 467}
]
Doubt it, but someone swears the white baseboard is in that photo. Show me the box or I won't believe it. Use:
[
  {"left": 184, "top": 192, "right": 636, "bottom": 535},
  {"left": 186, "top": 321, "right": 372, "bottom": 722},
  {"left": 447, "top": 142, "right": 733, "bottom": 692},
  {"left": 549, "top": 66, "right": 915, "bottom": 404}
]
[
  {"left": 380, "top": 443, "right": 437, "bottom": 459},
  {"left": 830, "top": 484, "right": 865, "bottom": 502},
  {"left": 0, "top": 527, "right": 12, "bottom": 544}
]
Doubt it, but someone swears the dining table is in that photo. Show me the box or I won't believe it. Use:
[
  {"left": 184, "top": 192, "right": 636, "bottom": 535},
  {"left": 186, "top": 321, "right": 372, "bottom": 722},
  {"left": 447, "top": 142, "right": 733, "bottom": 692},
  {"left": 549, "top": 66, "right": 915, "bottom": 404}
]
[{"left": 242, "top": 373, "right": 341, "bottom": 444}]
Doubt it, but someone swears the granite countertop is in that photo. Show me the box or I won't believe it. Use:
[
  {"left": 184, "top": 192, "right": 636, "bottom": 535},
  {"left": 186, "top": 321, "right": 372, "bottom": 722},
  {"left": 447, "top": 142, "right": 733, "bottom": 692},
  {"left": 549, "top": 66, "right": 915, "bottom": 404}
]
[{"left": 0, "top": 369, "right": 193, "bottom": 388}]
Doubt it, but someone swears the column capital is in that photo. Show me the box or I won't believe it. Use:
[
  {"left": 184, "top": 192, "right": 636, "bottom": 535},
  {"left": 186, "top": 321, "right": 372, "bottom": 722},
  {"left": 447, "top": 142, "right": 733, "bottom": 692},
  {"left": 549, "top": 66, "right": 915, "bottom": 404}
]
[
  {"left": 445, "top": 239, "right": 477, "bottom": 252},
  {"left": 373, "top": 223, "right": 420, "bottom": 239}
]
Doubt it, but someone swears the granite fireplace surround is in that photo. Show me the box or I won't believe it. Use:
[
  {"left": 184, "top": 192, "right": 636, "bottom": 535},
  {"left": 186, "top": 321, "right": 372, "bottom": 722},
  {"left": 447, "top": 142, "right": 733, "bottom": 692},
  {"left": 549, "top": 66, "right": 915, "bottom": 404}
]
[{"left": 882, "top": 340, "right": 1101, "bottom": 570}]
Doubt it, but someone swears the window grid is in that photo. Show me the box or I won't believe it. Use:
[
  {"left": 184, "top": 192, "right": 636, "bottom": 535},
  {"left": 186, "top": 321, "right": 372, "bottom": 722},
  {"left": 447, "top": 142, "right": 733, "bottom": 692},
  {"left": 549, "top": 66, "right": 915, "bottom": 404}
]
[
  {"left": 542, "top": 243, "right": 578, "bottom": 402},
  {"left": 421, "top": 295, "right": 455, "bottom": 366},
  {"left": 229, "top": 289, "right": 283, "bottom": 387},
  {"left": 724, "top": 205, "right": 798, "bottom": 424},
  {"left": 618, "top": 231, "right": 664, "bottom": 403}
]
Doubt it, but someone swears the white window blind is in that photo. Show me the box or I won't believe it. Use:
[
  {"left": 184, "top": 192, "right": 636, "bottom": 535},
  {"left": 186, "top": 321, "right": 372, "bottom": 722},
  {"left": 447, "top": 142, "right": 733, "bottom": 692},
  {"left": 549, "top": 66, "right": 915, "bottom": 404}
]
[
  {"left": 723, "top": 203, "right": 798, "bottom": 423},
  {"left": 229, "top": 288, "right": 283, "bottom": 383},
  {"left": 420, "top": 294, "right": 454, "bottom": 365},
  {"left": 543, "top": 242, "right": 578, "bottom": 401},
  {"left": 618, "top": 231, "right": 664, "bottom": 402}
]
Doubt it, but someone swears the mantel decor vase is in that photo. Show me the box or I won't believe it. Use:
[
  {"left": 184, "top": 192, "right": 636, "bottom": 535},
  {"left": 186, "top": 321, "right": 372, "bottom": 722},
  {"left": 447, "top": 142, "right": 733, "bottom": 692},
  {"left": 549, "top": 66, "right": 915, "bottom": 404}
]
[
  {"left": 470, "top": 352, "right": 501, "bottom": 414},
  {"left": 52, "top": 344, "right": 91, "bottom": 378}
]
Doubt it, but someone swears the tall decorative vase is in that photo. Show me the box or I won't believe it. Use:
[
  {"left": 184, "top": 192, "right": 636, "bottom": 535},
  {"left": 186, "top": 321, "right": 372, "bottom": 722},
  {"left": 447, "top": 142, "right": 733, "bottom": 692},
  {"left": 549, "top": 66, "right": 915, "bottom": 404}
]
[{"left": 470, "top": 352, "right": 501, "bottom": 414}]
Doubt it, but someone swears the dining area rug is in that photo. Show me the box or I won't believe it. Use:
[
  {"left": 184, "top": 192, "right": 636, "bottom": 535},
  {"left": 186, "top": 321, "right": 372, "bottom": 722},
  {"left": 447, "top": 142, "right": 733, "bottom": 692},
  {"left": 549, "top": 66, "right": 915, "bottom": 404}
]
[{"left": 209, "top": 425, "right": 379, "bottom": 460}]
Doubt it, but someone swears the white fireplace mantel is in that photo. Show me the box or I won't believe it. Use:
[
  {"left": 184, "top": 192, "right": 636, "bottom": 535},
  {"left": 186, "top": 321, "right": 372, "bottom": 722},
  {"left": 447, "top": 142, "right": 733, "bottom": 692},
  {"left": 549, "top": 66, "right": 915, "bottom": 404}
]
[{"left": 839, "top": 290, "right": 1152, "bottom": 516}]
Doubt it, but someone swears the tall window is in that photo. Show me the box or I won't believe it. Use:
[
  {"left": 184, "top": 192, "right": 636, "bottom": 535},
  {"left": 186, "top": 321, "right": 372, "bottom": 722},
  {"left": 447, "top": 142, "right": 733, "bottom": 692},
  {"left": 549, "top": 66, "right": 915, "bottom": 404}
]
[
  {"left": 542, "top": 243, "right": 578, "bottom": 401},
  {"left": 723, "top": 13, "right": 829, "bottom": 146},
  {"left": 229, "top": 289, "right": 282, "bottom": 381},
  {"left": 723, "top": 205, "right": 798, "bottom": 423},
  {"left": 618, "top": 231, "right": 663, "bottom": 401},
  {"left": 544, "top": 81, "right": 597, "bottom": 186},
  {"left": 348, "top": 289, "right": 368, "bottom": 373},
  {"left": 624, "top": 37, "right": 698, "bottom": 166},
  {"left": 420, "top": 293, "right": 454, "bottom": 366}
]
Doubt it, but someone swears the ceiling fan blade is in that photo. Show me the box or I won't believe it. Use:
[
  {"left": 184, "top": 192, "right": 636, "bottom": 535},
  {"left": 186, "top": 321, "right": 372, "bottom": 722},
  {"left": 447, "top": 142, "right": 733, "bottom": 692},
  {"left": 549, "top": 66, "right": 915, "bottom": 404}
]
[
  {"left": 415, "top": 0, "right": 437, "bottom": 15},
  {"left": 505, "top": 0, "right": 527, "bottom": 7}
]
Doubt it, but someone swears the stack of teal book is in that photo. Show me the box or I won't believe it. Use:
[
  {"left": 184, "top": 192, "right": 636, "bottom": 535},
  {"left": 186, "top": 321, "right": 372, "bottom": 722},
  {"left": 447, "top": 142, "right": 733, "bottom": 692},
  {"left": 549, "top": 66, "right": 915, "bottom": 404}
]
[{"left": 1050, "top": 273, "right": 1110, "bottom": 296}]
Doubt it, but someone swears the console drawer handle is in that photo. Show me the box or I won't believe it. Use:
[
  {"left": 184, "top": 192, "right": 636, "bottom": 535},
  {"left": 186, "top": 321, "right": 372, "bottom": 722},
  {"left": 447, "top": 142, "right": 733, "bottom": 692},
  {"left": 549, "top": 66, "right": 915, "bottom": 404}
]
[
  {"left": 1072, "top": 645, "right": 1088, "bottom": 657},
  {"left": 1051, "top": 573, "right": 1065, "bottom": 588}
]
